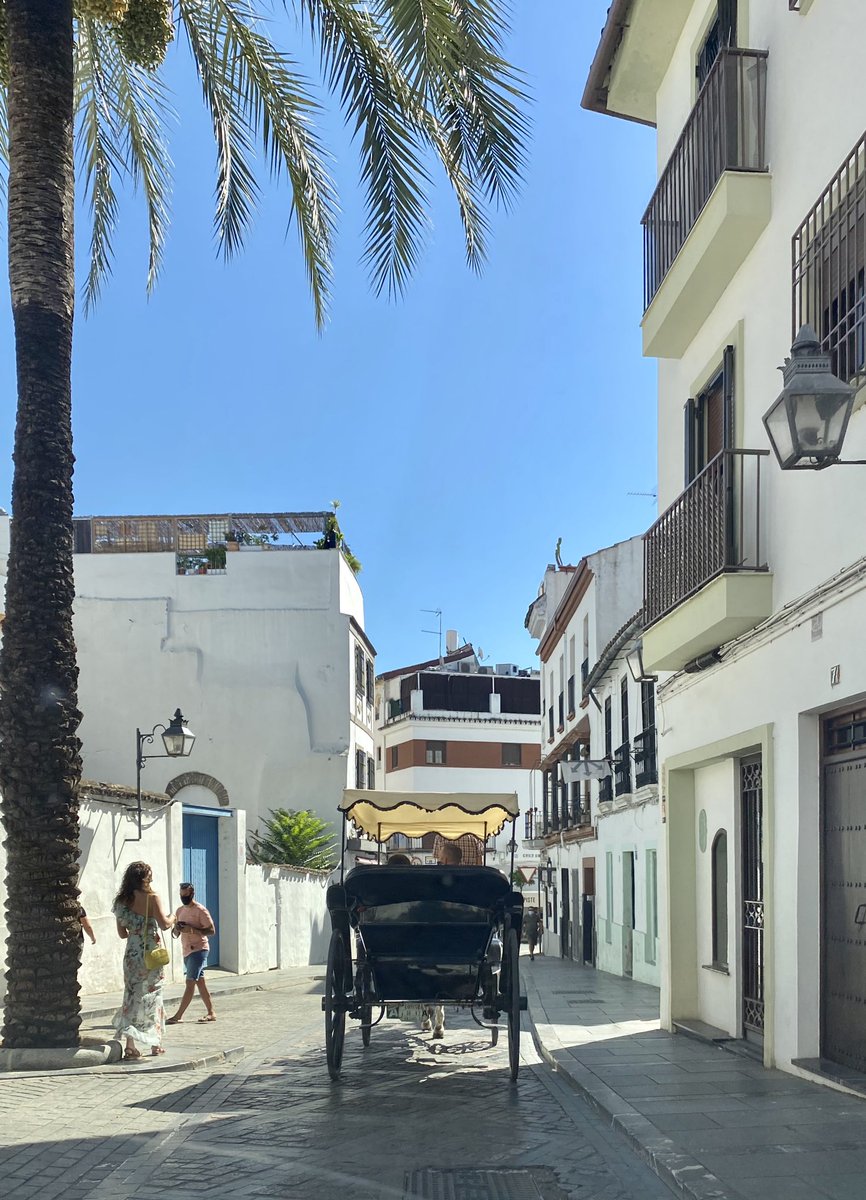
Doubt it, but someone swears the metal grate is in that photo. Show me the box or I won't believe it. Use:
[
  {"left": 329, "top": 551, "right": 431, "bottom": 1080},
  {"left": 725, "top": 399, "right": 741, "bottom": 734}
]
[
  {"left": 404, "top": 1169, "right": 567, "bottom": 1200},
  {"left": 741, "top": 755, "right": 764, "bottom": 1036},
  {"left": 642, "top": 48, "right": 768, "bottom": 309},
  {"left": 793, "top": 131, "right": 866, "bottom": 390}
]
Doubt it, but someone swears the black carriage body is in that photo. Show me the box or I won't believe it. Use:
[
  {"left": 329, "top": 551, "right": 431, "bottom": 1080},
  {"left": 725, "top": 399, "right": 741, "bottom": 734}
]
[{"left": 327, "top": 866, "right": 524, "bottom": 1005}]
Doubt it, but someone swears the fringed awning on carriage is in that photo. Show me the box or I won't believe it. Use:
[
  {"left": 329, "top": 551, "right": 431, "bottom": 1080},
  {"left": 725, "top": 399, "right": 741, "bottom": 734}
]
[{"left": 339, "top": 789, "right": 519, "bottom": 841}]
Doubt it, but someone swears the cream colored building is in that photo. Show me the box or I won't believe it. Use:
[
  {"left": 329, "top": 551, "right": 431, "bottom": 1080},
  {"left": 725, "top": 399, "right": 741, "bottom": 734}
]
[
  {"left": 584, "top": 0, "right": 866, "bottom": 1081},
  {"left": 525, "top": 539, "right": 660, "bottom": 984}
]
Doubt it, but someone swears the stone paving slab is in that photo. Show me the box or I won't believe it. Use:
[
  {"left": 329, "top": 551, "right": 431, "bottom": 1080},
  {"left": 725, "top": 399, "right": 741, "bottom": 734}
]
[{"left": 524, "top": 954, "right": 866, "bottom": 1200}]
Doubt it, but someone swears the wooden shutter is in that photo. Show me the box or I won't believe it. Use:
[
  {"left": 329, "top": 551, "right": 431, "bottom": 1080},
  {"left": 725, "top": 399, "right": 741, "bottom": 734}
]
[
  {"left": 684, "top": 398, "right": 698, "bottom": 484},
  {"left": 718, "top": 0, "right": 737, "bottom": 47},
  {"left": 723, "top": 344, "right": 735, "bottom": 449}
]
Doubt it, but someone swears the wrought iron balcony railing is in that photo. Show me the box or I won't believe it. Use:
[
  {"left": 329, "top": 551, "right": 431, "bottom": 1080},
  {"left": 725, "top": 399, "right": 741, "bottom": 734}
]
[
  {"left": 614, "top": 742, "right": 631, "bottom": 797},
  {"left": 599, "top": 776, "right": 613, "bottom": 805},
  {"left": 634, "top": 726, "right": 658, "bottom": 788},
  {"left": 642, "top": 48, "right": 768, "bottom": 309},
  {"left": 644, "top": 449, "right": 769, "bottom": 628}
]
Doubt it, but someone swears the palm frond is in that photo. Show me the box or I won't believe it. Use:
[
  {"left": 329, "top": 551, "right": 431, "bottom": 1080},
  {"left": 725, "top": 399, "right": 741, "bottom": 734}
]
[
  {"left": 75, "top": 18, "right": 124, "bottom": 311},
  {"left": 179, "top": 0, "right": 336, "bottom": 326},
  {"left": 384, "top": 0, "right": 530, "bottom": 210},
  {"left": 111, "top": 44, "right": 174, "bottom": 292},
  {"left": 0, "top": 77, "right": 7, "bottom": 203},
  {"left": 298, "top": 0, "right": 434, "bottom": 297}
]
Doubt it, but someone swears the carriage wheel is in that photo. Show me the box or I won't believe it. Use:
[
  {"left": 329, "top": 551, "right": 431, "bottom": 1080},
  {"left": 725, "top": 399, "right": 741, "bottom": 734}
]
[
  {"left": 505, "top": 927, "right": 520, "bottom": 1081},
  {"left": 325, "top": 930, "right": 348, "bottom": 1079},
  {"left": 490, "top": 1025, "right": 499, "bottom": 1047},
  {"left": 361, "top": 1004, "right": 373, "bottom": 1047}
]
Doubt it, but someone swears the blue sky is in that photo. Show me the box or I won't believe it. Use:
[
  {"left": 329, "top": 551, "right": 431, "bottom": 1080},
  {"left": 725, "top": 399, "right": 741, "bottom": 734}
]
[{"left": 0, "top": 2, "right": 657, "bottom": 674}]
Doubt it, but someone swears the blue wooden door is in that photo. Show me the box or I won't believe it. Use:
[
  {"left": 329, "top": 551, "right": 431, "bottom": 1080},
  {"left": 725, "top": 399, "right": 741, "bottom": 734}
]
[{"left": 182, "top": 813, "right": 220, "bottom": 966}]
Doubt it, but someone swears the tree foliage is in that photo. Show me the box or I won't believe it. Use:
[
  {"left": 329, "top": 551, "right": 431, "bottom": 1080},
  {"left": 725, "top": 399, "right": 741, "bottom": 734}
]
[
  {"left": 0, "top": 0, "right": 530, "bottom": 326},
  {"left": 249, "top": 807, "right": 337, "bottom": 869}
]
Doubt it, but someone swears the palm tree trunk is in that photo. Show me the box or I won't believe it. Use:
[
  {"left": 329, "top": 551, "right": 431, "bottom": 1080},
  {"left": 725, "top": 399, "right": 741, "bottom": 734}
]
[{"left": 0, "top": 0, "right": 83, "bottom": 1049}]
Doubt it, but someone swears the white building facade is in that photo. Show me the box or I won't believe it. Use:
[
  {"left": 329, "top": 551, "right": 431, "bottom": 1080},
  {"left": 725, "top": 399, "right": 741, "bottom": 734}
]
[
  {"left": 0, "top": 511, "right": 374, "bottom": 971},
  {"left": 584, "top": 0, "right": 866, "bottom": 1079},
  {"left": 375, "top": 639, "right": 541, "bottom": 893},
  {"left": 525, "top": 539, "right": 660, "bottom": 985}
]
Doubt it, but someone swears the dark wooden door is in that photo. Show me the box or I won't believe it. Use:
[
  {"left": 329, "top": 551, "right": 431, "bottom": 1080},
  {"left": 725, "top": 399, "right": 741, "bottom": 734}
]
[{"left": 822, "top": 711, "right": 866, "bottom": 1071}]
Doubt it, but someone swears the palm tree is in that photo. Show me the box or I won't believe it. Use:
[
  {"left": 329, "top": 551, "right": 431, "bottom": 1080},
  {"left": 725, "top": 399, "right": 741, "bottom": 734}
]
[
  {"left": 0, "top": 1, "right": 528, "bottom": 1048},
  {"left": 249, "top": 809, "right": 337, "bottom": 870}
]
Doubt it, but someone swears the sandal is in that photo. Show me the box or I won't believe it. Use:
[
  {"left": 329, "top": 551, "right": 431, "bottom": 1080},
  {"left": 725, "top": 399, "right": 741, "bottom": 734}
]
[
  {"left": 151, "top": 1046, "right": 166, "bottom": 1056},
  {"left": 198, "top": 1014, "right": 217, "bottom": 1023},
  {"left": 123, "top": 1048, "right": 142, "bottom": 1061},
  {"left": 165, "top": 1016, "right": 182, "bottom": 1025}
]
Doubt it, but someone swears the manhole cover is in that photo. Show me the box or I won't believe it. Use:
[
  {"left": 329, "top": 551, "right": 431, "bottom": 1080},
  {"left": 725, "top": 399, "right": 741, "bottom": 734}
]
[{"left": 404, "top": 1168, "right": 567, "bottom": 1199}]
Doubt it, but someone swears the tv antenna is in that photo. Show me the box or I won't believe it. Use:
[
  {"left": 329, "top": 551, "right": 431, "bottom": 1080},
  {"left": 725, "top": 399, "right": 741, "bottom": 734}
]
[
  {"left": 421, "top": 608, "right": 443, "bottom": 660},
  {"left": 628, "top": 489, "right": 657, "bottom": 501}
]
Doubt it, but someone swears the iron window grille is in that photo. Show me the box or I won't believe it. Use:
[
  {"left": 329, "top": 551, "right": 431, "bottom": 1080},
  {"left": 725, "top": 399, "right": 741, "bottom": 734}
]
[
  {"left": 634, "top": 726, "right": 658, "bottom": 787},
  {"left": 614, "top": 741, "right": 631, "bottom": 797},
  {"left": 793, "top": 130, "right": 866, "bottom": 391}
]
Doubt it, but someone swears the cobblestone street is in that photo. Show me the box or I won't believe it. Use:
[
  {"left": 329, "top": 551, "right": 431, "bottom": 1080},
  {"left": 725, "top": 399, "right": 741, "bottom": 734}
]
[{"left": 0, "top": 972, "right": 674, "bottom": 1200}]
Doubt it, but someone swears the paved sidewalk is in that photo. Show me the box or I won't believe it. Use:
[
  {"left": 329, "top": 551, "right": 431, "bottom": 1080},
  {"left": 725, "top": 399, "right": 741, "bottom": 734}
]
[
  {"left": 524, "top": 954, "right": 866, "bottom": 1200},
  {"left": 2, "top": 964, "right": 324, "bottom": 1076}
]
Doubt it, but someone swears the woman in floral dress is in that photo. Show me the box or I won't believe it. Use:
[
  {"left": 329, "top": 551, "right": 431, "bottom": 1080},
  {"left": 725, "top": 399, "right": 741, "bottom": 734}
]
[{"left": 112, "top": 862, "right": 176, "bottom": 1059}]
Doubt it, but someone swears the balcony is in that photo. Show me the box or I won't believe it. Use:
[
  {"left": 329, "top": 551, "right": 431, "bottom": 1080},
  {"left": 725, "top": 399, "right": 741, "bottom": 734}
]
[
  {"left": 614, "top": 742, "right": 631, "bottom": 798},
  {"left": 634, "top": 726, "right": 658, "bottom": 788},
  {"left": 643, "top": 450, "right": 772, "bottom": 673},
  {"left": 641, "top": 48, "right": 770, "bottom": 359}
]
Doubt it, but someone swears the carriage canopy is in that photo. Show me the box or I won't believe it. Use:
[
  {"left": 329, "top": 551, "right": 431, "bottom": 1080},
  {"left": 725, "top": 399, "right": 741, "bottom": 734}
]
[{"left": 339, "top": 789, "right": 519, "bottom": 841}]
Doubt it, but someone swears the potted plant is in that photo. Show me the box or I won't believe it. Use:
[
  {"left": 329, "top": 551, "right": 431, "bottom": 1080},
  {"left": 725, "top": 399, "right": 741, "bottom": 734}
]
[
  {"left": 225, "top": 530, "right": 240, "bottom": 551},
  {"left": 206, "top": 545, "right": 227, "bottom": 571}
]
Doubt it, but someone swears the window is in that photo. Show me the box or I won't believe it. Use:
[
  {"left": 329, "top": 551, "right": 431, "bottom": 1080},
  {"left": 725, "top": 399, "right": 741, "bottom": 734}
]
[
  {"left": 548, "top": 705, "right": 554, "bottom": 739},
  {"left": 367, "top": 758, "right": 375, "bottom": 791},
  {"left": 712, "top": 832, "right": 729, "bottom": 968},
  {"left": 501, "top": 743, "right": 521, "bottom": 767},
  {"left": 365, "top": 658, "right": 374, "bottom": 701},
  {"left": 426, "top": 741, "right": 446, "bottom": 765},
  {"left": 376, "top": 746, "right": 381, "bottom": 762},
  {"left": 542, "top": 770, "right": 550, "bottom": 833},
  {"left": 391, "top": 745, "right": 399, "bottom": 769},
  {"left": 684, "top": 346, "right": 734, "bottom": 485},
  {"left": 794, "top": 132, "right": 866, "bottom": 390},
  {"left": 646, "top": 850, "right": 658, "bottom": 965},
  {"left": 641, "top": 680, "right": 655, "bottom": 732},
  {"left": 355, "top": 748, "right": 366, "bottom": 789},
  {"left": 569, "top": 635, "right": 576, "bottom": 676},
  {"left": 605, "top": 852, "right": 614, "bottom": 944},
  {"left": 557, "top": 691, "right": 564, "bottom": 729},
  {"left": 696, "top": 0, "right": 736, "bottom": 90},
  {"left": 355, "top": 645, "right": 365, "bottom": 695},
  {"left": 604, "top": 697, "right": 612, "bottom": 758},
  {"left": 620, "top": 677, "right": 629, "bottom": 746}
]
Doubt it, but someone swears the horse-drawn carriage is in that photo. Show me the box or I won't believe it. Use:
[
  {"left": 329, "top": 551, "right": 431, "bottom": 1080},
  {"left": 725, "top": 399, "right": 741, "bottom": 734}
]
[{"left": 322, "top": 789, "right": 526, "bottom": 1080}]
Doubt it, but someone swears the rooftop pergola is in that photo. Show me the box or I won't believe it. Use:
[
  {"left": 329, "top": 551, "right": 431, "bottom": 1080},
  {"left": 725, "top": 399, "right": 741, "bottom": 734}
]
[{"left": 72, "top": 511, "right": 331, "bottom": 554}]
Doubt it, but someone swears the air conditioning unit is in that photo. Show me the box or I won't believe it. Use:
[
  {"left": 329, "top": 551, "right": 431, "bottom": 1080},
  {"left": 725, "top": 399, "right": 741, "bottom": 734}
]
[{"left": 495, "top": 663, "right": 518, "bottom": 676}]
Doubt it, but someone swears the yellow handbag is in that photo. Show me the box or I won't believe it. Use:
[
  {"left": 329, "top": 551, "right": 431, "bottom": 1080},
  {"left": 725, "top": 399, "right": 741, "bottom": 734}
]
[{"left": 144, "top": 893, "right": 170, "bottom": 970}]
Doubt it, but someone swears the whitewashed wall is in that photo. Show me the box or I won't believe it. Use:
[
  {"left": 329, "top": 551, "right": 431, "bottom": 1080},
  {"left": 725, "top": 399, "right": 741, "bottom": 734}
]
[
  {"left": 0, "top": 785, "right": 330, "bottom": 1002},
  {"left": 0, "top": 531, "right": 371, "bottom": 840}
]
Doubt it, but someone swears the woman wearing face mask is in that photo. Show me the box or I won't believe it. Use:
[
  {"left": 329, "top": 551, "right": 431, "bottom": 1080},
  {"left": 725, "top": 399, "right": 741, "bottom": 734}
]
[
  {"left": 166, "top": 882, "right": 217, "bottom": 1025},
  {"left": 112, "top": 861, "right": 175, "bottom": 1059}
]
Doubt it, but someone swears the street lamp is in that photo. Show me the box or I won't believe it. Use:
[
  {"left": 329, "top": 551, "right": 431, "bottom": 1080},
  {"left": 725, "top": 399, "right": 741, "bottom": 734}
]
[
  {"left": 133, "top": 708, "right": 196, "bottom": 840},
  {"left": 763, "top": 324, "right": 862, "bottom": 469},
  {"left": 543, "top": 860, "right": 554, "bottom": 890},
  {"left": 626, "top": 644, "right": 656, "bottom": 684}
]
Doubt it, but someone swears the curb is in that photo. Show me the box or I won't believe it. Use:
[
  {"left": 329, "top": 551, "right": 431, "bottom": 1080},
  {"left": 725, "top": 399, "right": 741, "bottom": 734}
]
[
  {"left": 79, "top": 982, "right": 267, "bottom": 1022},
  {"left": 0, "top": 1044, "right": 246, "bottom": 1080},
  {"left": 524, "top": 983, "right": 747, "bottom": 1200}
]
